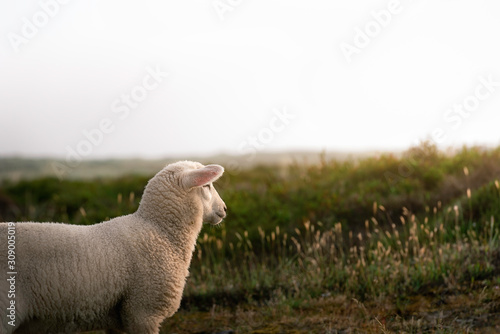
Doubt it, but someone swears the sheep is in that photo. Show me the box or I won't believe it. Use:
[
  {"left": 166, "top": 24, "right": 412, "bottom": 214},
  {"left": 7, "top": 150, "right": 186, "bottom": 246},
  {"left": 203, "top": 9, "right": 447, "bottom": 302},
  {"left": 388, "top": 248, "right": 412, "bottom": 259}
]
[{"left": 0, "top": 161, "right": 227, "bottom": 334}]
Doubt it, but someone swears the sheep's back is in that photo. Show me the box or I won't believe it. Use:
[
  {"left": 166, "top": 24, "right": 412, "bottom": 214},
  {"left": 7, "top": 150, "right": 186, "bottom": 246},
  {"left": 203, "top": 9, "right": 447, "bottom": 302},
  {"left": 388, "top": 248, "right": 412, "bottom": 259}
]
[{"left": 0, "top": 221, "right": 131, "bottom": 332}]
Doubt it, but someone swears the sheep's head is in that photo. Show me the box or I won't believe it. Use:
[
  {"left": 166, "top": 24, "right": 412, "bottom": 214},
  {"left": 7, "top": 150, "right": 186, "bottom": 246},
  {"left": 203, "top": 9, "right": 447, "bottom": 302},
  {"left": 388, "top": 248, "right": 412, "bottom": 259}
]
[
  {"left": 139, "top": 161, "right": 227, "bottom": 226},
  {"left": 180, "top": 162, "right": 227, "bottom": 225}
]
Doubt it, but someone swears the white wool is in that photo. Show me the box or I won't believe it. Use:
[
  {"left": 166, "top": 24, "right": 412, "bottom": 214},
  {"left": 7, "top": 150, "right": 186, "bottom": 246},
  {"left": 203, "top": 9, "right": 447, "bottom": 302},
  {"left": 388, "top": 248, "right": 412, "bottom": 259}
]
[{"left": 0, "top": 161, "right": 226, "bottom": 334}]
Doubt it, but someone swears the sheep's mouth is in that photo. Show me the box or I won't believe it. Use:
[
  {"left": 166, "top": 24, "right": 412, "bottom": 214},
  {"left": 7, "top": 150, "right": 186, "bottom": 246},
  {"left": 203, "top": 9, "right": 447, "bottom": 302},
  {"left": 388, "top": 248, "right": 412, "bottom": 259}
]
[
  {"left": 213, "top": 216, "right": 224, "bottom": 225},
  {"left": 203, "top": 216, "right": 223, "bottom": 226},
  {"left": 209, "top": 213, "right": 225, "bottom": 225}
]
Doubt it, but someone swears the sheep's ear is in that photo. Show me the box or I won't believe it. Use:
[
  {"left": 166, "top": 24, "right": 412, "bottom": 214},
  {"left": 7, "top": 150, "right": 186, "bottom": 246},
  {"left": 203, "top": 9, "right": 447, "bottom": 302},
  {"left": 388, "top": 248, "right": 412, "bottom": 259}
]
[{"left": 183, "top": 165, "right": 224, "bottom": 189}]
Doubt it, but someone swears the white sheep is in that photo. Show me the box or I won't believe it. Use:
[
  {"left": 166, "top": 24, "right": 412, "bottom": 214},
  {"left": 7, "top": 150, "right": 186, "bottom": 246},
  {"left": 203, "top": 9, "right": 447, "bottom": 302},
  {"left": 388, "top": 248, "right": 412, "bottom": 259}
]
[{"left": 0, "top": 161, "right": 227, "bottom": 334}]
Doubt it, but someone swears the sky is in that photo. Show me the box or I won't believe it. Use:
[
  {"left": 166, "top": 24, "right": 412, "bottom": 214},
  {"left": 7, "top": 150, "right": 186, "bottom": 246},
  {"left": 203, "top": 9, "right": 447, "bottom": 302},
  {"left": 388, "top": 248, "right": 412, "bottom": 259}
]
[{"left": 1, "top": 0, "right": 500, "bottom": 160}]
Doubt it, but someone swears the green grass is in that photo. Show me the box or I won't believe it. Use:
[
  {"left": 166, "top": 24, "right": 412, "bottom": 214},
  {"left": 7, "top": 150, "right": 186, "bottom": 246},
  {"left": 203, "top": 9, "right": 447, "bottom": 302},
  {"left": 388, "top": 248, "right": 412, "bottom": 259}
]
[
  {"left": 187, "top": 187, "right": 500, "bottom": 305},
  {"left": 1, "top": 142, "right": 500, "bottom": 333}
]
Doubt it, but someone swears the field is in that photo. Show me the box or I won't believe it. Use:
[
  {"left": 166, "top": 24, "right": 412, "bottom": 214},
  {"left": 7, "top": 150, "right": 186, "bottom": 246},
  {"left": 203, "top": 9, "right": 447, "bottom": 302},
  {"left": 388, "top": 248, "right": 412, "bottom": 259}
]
[{"left": 1, "top": 142, "right": 500, "bottom": 333}]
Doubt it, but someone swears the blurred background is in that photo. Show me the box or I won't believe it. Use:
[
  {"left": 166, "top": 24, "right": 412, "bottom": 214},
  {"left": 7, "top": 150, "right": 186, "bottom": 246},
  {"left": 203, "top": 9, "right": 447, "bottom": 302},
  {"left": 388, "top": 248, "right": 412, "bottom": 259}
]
[
  {"left": 2, "top": 1, "right": 500, "bottom": 332},
  {"left": 1, "top": 0, "right": 500, "bottom": 164}
]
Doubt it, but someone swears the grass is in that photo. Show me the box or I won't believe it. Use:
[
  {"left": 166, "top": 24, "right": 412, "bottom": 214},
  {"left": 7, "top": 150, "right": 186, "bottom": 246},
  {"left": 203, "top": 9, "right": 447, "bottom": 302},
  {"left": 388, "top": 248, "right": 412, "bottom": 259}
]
[
  {"left": 1, "top": 142, "right": 500, "bottom": 333},
  {"left": 186, "top": 185, "right": 500, "bottom": 304}
]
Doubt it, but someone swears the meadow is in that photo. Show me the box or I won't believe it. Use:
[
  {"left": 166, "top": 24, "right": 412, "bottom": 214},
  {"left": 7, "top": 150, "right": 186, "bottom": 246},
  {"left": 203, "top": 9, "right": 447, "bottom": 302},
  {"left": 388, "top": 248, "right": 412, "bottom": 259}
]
[{"left": 1, "top": 142, "right": 500, "bottom": 333}]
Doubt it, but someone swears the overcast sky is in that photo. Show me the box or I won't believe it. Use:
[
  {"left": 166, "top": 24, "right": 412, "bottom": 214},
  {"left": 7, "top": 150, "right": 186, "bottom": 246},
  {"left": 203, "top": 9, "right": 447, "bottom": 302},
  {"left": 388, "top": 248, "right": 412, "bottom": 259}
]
[{"left": 1, "top": 0, "right": 499, "bottom": 160}]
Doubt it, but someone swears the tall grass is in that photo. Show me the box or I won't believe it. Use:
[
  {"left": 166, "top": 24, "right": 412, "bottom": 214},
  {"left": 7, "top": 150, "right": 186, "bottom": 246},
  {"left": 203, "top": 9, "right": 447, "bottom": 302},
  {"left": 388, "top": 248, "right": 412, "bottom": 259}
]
[{"left": 185, "top": 178, "right": 500, "bottom": 310}]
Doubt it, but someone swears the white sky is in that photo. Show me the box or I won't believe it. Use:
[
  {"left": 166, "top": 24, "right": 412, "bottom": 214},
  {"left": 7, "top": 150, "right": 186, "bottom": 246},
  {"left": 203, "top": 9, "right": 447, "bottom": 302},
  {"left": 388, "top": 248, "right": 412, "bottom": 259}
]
[{"left": 1, "top": 0, "right": 500, "bottom": 159}]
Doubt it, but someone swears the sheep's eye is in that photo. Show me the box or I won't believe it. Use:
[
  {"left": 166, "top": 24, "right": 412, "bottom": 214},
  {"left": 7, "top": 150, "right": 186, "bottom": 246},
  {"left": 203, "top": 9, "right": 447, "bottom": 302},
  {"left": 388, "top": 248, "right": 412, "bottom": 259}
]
[{"left": 203, "top": 184, "right": 211, "bottom": 189}]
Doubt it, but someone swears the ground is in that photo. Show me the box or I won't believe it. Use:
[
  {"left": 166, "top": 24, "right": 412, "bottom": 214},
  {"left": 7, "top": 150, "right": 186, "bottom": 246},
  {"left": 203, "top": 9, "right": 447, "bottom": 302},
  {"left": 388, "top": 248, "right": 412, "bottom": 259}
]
[{"left": 162, "top": 286, "right": 500, "bottom": 334}]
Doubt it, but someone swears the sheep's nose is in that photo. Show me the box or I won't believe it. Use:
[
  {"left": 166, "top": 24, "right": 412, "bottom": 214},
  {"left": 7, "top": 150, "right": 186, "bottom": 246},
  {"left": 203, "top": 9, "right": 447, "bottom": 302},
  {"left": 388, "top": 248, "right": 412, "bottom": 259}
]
[
  {"left": 216, "top": 205, "right": 227, "bottom": 219},
  {"left": 218, "top": 205, "right": 227, "bottom": 218}
]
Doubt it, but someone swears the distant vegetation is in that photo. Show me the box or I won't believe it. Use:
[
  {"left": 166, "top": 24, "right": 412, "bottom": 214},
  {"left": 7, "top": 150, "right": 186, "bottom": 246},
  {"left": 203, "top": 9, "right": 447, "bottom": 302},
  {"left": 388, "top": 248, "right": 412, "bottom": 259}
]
[
  {"left": 1, "top": 142, "right": 500, "bottom": 332},
  {"left": 0, "top": 151, "right": 369, "bottom": 181}
]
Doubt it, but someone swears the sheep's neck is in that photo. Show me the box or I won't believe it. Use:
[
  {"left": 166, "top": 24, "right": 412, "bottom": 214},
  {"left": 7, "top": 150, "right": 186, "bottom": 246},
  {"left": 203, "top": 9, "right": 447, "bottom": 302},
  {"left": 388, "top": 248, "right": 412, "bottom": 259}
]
[
  {"left": 162, "top": 214, "right": 203, "bottom": 264},
  {"left": 136, "top": 182, "right": 205, "bottom": 265},
  {"left": 136, "top": 207, "right": 202, "bottom": 265}
]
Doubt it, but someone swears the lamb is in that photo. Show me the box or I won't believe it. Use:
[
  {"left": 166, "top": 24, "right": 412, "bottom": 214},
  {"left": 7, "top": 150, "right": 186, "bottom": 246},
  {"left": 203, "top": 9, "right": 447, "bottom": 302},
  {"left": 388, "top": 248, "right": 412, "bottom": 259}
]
[{"left": 0, "top": 161, "right": 227, "bottom": 334}]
